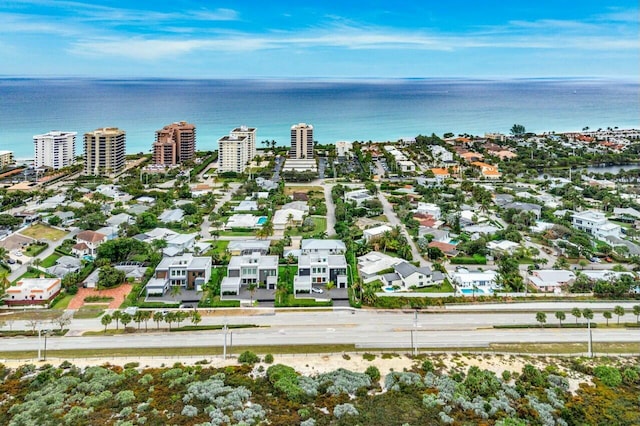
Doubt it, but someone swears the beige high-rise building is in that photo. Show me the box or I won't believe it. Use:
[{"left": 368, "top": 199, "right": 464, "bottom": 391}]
[
  {"left": 218, "top": 134, "right": 250, "bottom": 174},
  {"left": 84, "top": 128, "right": 126, "bottom": 176},
  {"left": 152, "top": 121, "right": 196, "bottom": 165},
  {"left": 290, "top": 123, "right": 314, "bottom": 159},
  {"left": 0, "top": 151, "right": 14, "bottom": 168},
  {"left": 231, "top": 126, "right": 256, "bottom": 159}
]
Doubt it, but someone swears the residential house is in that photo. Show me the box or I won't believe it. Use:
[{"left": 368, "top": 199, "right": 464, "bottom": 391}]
[
  {"left": 344, "top": 189, "right": 374, "bottom": 206},
  {"left": 53, "top": 211, "right": 75, "bottom": 226},
  {"left": 255, "top": 177, "right": 278, "bottom": 191},
  {"left": 72, "top": 230, "right": 107, "bottom": 257},
  {"left": 415, "top": 202, "right": 441, "bottom": 219},
  {"left": 281, "top": 201, "right": 309, "bottom": 213},
  {"left": 294, "top": 254, "right": 348, "bottom": 293},
  {"left": 147, "top": 254, "right": 212, "bottom": 296},
  {"left": 4, "top": 277, "right": 61, "bottom": 306},
  {"left": 397, "top": 160, "right": 416, "bottom": 173},
  {"left": 528, "top": 270, "right": 576, "bottom": 293},
  {"left": 95, "top": 226, "right": 118, "bottom": 240},
  {"left": 419, "top": 227, "right": 450, "bottom": 243},
  {"left": 226, "top": 214, "right": 264, "bottom": 229},
  {"left": 572, "top": 211, "right": 621, "bottom": 239},
  {"left": 363, "top": 224, "right": 393, "bottom": 242},
  {"left": 487, "top": 240, "right": 520, "bottom": 254},
  {"left": 164, "top": 233, "right": 197, "bottom": 256},
  {"left": 503, "top": 201, "right": 542, "bottom": 220},
  {"left": 220, "top": 252, "right": 279, "bottom": 295},
  {"left": 357, "top": 251, "right": 405, "bottom": 281},
  {"left": 234, "top": 200, "right": 259, "bottom": 212},
  {"left": 427, "top": 241, "right": 459, "bottom": 257},
  {"left": 450, "top": 268, "right": 498, "bottom": 293},
  {"left": 227, "top": 239, "right": 271, "bottom": 256},
  {"left": 273, "top": 208, "right": 305, "bottom": 230},
  {"left": 159, "top": 208, "right": 184, "bottom": 223},
  {"left": 381, "top": 262, "right": 443, "bottom": 289},
  {"left": 46, "top": 256, "right": 82, "bottom": 278},
  {"left": 470, "top": 161, "right": 501, "bottom": 179},
  {"left": 301, "top": 239, "right": 346, "bottom": 255},
  {"left": 106, "top": 212, "right": 133, "bottom": 228}
]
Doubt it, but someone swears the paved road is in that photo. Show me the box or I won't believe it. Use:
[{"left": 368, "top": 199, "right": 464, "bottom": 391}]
[
  {"left": 323, "top": 183, "right": 337, "bottom": 237},
  {"left": 7, "top": 306, "right": 639, "bottom": 353},
  {"left": 377, "top": 190, "right": 427, "bottom": 267}
]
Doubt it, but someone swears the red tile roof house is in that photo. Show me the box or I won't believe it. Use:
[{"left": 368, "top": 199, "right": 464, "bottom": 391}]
[{"left": 72, "top": 230, "right": 108, "bottom": 257}]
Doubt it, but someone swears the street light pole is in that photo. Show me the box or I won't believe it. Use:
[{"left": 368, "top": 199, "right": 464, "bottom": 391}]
[
  {"left": 587, "top": 318, "right": 593, "bottom": 358},
  {"left": 44, "top": 330, "right": 49, "bottom": 361},
  {"left": 222, "top": 321, "right": 228, "bottom": 360},
  {"left": 37, "top": 326, "right": 42, "bottom": 361}
]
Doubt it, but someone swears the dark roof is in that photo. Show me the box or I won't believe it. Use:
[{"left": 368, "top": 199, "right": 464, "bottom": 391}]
[{"left": 382, "top": 272, "right": 401, "bottom": 282}]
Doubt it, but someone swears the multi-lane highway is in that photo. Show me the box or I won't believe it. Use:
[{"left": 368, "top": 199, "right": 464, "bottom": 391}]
[{"left": 3, "top": 304, "right": 639, "bottom": 353}]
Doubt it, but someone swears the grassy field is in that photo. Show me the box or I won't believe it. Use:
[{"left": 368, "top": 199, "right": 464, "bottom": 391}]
[
  {"left": 286, "top": 216, "right": 327, "bottom": 237},
  {"left": 20, "top": 224, "right": 67, "bottom": 241},
  {"left": 220, "top": 230, "right": 256, "bottom": 237},
  {"left": 51, "top": 294, "right": 74, "bottom": 310},
  {"left": 73, "top": 307, "right": 107, "bottom": 319},
  {"left": 0, "top": 309, "right": 62, "bottom": 321},
  {"left": 284, "top": 186, "right": 324, "bottom": 195}
]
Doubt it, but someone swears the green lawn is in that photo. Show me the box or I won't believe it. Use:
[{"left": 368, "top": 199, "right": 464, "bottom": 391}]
[
  {"left": 51, "top": 294, "right": 74, "bottom": 310},
  {"left": 286, "top": 216, "right": 327, "bottom": 237},
  {"left": 12, "top": 268, "right": 57, "bottom": 285},
  {"left": 220, "top": 230, "right": 256, "bottom": 237},
  {"left": 24, "top": 243, "right": 48, "bottom": 257},
  {"left": 275, "top": 294, "right": 333, "bottom": 307},
  {"left": 41, "top": 253, "right": 62, "bottom": 268},
  {"left": 205, "top": 240, "right": 229, "bottom": 254},
  {"left": 411, "top": 281, "right": 455, "bottom": 293}
]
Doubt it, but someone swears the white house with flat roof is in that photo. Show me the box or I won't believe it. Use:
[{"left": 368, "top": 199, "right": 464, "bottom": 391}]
[
  {"left": 357, "top": 251, "right": 406, "bottom": 281},
  {"left": 344, "top": 189, "right": 374, "bottom": 206},
  {"left": 415, "top": 202, "right": 441, "bottom": 219},
  {"left": 294, "top": 254, "right": 348, "bottom": 294},
  {"left": 4, "top": 278, "right": 61, "bottom": 306},
  {"left": 363, "top": 224, "right": 393, "bottom": 242},
  {"left": 301, "top": 239, "right": 346, "bottom": 255},
  {"left": 221, "top": 253, "right": 279, "bottom": 295},
  {"left": 273, "top": 208, "right": 305, "bottom": 230},
  {"left": 151, "top": 254, "right": 212, "bottom": 294},
  {"left": 450, "top": 268, "right": 498, "bottom": 292},
  {"left": 572, "top": 211, "right": 621, "bottom": 239}
]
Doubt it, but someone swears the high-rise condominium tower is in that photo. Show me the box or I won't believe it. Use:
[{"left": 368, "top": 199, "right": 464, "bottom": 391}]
[
  {"left": 33, "top": 131, "right": 76, "bottom": 170},
  {"left": 217, "top": 126, "right": 257, "bottom": 174},
  {"left": 84, "top": 128, "right": 126, "bottom": 176},
  {"left": 290, "top": 123, "right": 314, "bottom": 159},
  {"left": 152, "top": 121, "right": 196, "bottom": 165}
]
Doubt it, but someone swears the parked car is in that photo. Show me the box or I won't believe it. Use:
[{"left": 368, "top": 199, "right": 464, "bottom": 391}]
[
  {"left": 605, "top": 257, "right": 613, "bottom": 263},
  {"left": 311, "top": 287, "right": 324, "bottom": 294},
  {"left": 7, "top": 258, "right": 15, "bottom": 264},
  {"left": 590, "top": 257, "right": 601, "bottom": 263}
]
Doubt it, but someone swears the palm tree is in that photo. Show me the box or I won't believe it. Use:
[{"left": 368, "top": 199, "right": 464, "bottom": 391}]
[
  {"left": 112, "top": 310, "right": 122, "bottom": 330},
  {"left": 133, "top": 310, "right": 144, "bottom": 330},
  {"left": 170, "top": 285, "right": 182, "bottom": 300},
  {"left": 571, "top": 307, "right": 582, "bottom": 325},
  {"left": 164, "top": 312, "right": 176, "bottom": 330},
  {"left": 582, "top": 308, "right": 594, "bottom": 323},
  {"left": 555, "top": 311, "right": 565, "bottom": 327},
  {"left": 153, "top": 311, "right": 164, "bottom": 329},
  {"left": 248, "top": 282, "right": 258, "bottom": 306},
  {"left": 120, "top": 312, "right": 132, "bottom": 329},
  {"left": 633, "top": 305, "right": 640, "bottom": 323},
  {"left": 142, "top": 310, "right": 152, "bottom": 331},
  {"left": 101, "top": 314, "right": 112, "bottom": 333},
  {"left": 613, "top": 305, "right": 625, "bottom": 324},
  {"left": 536, "top": 312, "right": 547, "bottom": 328},
  {"left": 191, "top": 311, "right": 202, "bottom": 326},
  {"left": 603, "top": 311, "right": 612, "bottom": 326}
]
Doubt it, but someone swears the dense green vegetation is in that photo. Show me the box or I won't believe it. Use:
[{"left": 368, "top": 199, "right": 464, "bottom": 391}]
[{"left": 0, "top": 355, "right": 638, "bottom": 425}]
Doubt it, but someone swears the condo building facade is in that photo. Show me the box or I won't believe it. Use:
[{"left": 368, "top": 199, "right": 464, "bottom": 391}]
[
  {"left": 218, "top": 126, "right": 256, "bottom": 173},
  {"left": 33, "top": 131, "right": 76, "bottom": 170},
  {"left": 290, "top": 123, "right": 314, "bottom": 159},
  {"left": 0, "top": 150, "right": 15, "bottom": 168},
  {"left": 152, "top": 121, "right": 196, "bottom": 165},
  {"left": 84, "top": 128, "right": 126, "bottom": 176}
]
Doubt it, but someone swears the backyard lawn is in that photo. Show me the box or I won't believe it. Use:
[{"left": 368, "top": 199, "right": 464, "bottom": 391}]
[
  {"left": 286, "top": 216, "right": 327, "bottom": 237},
  {"left": 284, "top": 186, "right": 323, "bottom": 195},
  {"left": 20, "top": 224, "right": 67, "bottom": 241},
  {"left": 41, "top": 253, "right": 62, "bottom": 268},
  {"left": 205, "top": 240, "right": 229, "bottom": 254},
  {"left": 412, "top": 280, "right": 455, "bottom": 293}
]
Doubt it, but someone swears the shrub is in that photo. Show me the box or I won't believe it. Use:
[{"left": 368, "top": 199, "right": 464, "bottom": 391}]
[
  {"left": 422, "top": 360, "right": 434, "bottom": 373},
  {"left": 334, "top": 403, "right": 359, "bottom": 418},
  {"left": 363, "top": 353, "right": 376, "bottom": 361},
  {"left": 365, "top": 366, "right": 381, "bottom": 382},
  {"left": 593, "top": 365, "right": 622, "bottom": 387},
  {"left": 263, "top": 354, "right": 274, "bottom": 364},
  {"left": 238, "top": 351, "right": 260, "bottom": 365},
  {"left": 502, "top": 370, "right": 512, "bottom": 381},
  {"left": 342, "top": 354, "right": 351, "bottom": 360},
  {"left": 181, "top": 405, "right": 198, "bottom": 417}
]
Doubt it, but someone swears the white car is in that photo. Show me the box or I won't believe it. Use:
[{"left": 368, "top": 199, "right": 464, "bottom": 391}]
[{"left": 311, "top": 287, "right": 324, "bottom": 294}]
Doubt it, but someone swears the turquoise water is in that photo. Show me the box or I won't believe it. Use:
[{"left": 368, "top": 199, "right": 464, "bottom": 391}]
[
  {"left": 1, "top": 78, "right": 638, "bottom": 158},
  {"left": 449, "top": 239, "right": 459, "bottom": 245},
  {"left": 460, "top": 287, "right": 492, "bottom": 295},
  {"left": 257, "top": 216, "right": 267, "bottom": 225},
  {"left": 383, "top": 286, "right": 395, "bottom": 293}
]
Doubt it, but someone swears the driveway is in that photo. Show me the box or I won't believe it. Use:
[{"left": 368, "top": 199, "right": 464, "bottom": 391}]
[
  {"left": 323, "top": 183, "right": 337, "bottom": 237},
  {"left": 377, "top": 190, "right": 427, "bottom": 267},
  {"left": 68, "top": 284, "right": 133, "bottom": 310}
]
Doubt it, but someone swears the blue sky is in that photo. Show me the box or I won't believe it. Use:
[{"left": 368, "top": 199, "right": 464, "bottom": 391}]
[{"left": 0, "top": 0, "right": 638, "bottom": 78}]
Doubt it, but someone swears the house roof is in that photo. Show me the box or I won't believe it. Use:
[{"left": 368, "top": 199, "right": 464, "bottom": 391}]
[
  {"left": 228, "top": 239, "right": 271, "bottom": 251},
  {"left": 301, "top": 239, "right": 346, "bottom": 252},
  {"left": 72, "top": 242, "right": 88, "bottom": 251},
  {"left": 395, "top": 262, "right": 432, "bottom": 278},
  {"left": 76, "top": 230, "right": 106, "bottom": 243},
  {"left": 383, "top": 272, "right": 401, "bottom": 282}
]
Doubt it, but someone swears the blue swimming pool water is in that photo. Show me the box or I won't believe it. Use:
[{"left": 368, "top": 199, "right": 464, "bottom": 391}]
[
  {"left": 257, "top": 216, "right": 268, "bottom": 225},
  {"left": 383, "top": 286, "right": 395, "bottom": 293},
  {"left": 460, "top": 287, "right": 492, "bottom": 295},
  {"left": 449, "top": 239, "right": 459, "bottom": 245}
]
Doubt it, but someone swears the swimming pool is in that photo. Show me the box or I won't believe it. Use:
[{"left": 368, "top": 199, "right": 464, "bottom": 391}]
[
  {"left": 256, "top": 216, "right": 268, "bottom": 225},
  {"left": 449, "top": 239, "right": 459, "bottom": 245},
  {"left": 460, "top": 287, "right": 492, "bottom": 295},
  {"left": 383, "top": 286, "right": 396, "bottom": 293}
]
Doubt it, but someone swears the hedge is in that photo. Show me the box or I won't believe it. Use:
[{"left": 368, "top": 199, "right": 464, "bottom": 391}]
[{"left": 450, "top": 255, "right": 487, "bottom": 265}]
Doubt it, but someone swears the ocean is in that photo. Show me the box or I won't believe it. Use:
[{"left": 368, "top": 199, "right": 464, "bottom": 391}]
[{"left": 0, "top": 78, "right": 638, "bottom": 159}]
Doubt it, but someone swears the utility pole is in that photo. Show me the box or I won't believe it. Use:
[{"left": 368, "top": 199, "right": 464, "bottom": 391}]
[
  {"left": 37, "top": 325, "right": 42, "bottom": 361},
  {"left": 587, "top": 318, "right": 593, "bottom": 358},
  {"left": 222, "top": 321, "right": 228, "bottom": 360}
]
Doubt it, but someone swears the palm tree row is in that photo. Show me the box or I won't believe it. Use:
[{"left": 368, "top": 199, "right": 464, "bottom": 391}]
[{"left": 101, "top": 309, "right": 202, "bottom": 333}]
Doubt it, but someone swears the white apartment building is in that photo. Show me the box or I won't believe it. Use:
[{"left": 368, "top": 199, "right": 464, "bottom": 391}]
[
  {"left": 429, "top": 145, "right": 453, "bottom": 163},
  {"left": 572, "top": 211, "right": 622, "bottom": 239},
  {"left": 33, "top": 131, "right": 76, "bottom": 169},
  {"left": 231, "top": 126, "right": 257, "bottom": 160},
  {"left": 218, "top": 134, "right": 250, "bottom": 173},
  {"left": 335, "top": 141, "right": 353, "bottom": 157},
  {"left": 290, "top": 123, "right": 314, "bottom": 159}
]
